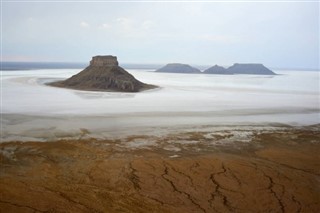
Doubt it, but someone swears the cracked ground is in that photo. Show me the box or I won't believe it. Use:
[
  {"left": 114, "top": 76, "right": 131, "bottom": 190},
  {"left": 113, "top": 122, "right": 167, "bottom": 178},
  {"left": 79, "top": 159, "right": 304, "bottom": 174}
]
[{"left": 0, "top": 125, "right": 319, "bottom": 212}]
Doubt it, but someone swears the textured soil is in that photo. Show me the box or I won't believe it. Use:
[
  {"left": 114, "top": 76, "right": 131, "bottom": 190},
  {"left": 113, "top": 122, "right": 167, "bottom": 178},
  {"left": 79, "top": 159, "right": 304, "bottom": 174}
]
[{"left": 0, "top": 126, "right": 319, "bottom": 212}]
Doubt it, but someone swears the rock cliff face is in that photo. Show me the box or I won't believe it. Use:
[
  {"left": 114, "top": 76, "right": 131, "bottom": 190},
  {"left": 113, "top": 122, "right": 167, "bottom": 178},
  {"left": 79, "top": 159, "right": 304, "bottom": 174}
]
[
  {"left": 155, "top": 63, "right": 201, "bottom": 73},
  {"left": 227, "top": 63, "right": 276, "bottom": 75},
  {"left": 203, "top": 65, "right": 232, "bottom": 75},
  {"left": 90, "top": 55, "right": 118, "bottom": 67},
  {"left": 49, "top": 55, "right": 156, "bottom": 92}
]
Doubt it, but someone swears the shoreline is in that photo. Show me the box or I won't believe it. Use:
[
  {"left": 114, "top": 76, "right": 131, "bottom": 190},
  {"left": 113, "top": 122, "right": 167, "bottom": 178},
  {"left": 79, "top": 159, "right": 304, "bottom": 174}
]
[{"left": 1, "top": 112, "right": 319, "bottom": 142}]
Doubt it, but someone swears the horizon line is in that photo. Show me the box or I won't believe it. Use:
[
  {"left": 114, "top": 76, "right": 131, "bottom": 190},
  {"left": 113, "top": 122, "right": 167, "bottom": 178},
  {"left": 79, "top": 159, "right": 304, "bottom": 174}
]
[{"left": 1, "top": 61, "right": 319, "bottom": 71}]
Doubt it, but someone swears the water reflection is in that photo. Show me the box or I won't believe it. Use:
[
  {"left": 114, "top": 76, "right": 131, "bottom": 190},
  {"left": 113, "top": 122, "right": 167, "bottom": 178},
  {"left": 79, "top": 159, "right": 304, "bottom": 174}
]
[{"left": 73, "top": 91, "right": 136, "bottom": 99}]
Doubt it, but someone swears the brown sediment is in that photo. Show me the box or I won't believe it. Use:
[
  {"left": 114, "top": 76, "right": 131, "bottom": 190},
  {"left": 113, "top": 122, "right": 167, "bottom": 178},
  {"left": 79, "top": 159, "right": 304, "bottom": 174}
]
[{"left": 0, "top": 126, "right": 319, "bottom": 212}]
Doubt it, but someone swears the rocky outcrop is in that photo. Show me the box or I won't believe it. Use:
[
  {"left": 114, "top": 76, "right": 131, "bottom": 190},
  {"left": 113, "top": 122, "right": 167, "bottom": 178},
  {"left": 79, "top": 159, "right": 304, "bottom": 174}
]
[
  {"left": 155, "top": 63, "right": 201, "bottom": 74},
  {"left": 49, "top": 55, "right": 157, "bottom": 92},
  {"left": 227, "top": 63, "right": 276, "bottom": 75},
  {"left": 90, "top": 55, "right": 118, "bottom": 66},
  {"left": 203, "top": 65, "right": 232, "bottom": 75}
]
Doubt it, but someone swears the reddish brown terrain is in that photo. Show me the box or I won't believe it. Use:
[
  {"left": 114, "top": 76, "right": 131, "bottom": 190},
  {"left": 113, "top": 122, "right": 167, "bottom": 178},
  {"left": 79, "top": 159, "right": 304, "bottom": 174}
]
[{"left": 1, "top": 125, "right": 319, "bottom": 212}]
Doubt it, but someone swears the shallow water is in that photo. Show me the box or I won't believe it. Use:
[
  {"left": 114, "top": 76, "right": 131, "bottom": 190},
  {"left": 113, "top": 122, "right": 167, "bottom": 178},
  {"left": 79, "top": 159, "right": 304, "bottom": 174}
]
[{"left": 2, "top": 69, "right": 319, "bottom": 114}]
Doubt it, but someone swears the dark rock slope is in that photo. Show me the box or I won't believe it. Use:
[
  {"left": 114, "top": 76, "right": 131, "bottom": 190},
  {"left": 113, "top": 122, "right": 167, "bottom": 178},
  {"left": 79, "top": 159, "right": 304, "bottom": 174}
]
[
  {"left": 155, "top": 63, "right": 201, "bottom": 73},
  {"left": 49, "top": 55, "right": 157, "bottom": 92}
]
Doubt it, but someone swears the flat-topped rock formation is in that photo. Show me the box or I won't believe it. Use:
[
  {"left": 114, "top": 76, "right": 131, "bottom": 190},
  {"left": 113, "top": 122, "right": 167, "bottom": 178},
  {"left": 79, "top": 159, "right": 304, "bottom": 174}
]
[
  {"left": 203, "top": 65, "right": 233, "bottom": 75},
  {"left": 155, "top": 63, "right": 201, "bottom": 74},
  {"left": 227, "top": 63, "right": 276, "bottom": 75},
  {"left": 90, "top": 55, "right": 118, "bottom": 66},
  {"left": 49, "top": 55, "right": 157, "bottom": 92}
]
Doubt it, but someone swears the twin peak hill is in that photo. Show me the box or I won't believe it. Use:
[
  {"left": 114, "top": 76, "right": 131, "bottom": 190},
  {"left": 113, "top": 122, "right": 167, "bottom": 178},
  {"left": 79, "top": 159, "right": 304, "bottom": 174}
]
[
  {"left": 49, "top": 56, "right": 157, "bottom": 92},
  {"left": 156, "top": 63, "right": 276, "bottom": 75}
]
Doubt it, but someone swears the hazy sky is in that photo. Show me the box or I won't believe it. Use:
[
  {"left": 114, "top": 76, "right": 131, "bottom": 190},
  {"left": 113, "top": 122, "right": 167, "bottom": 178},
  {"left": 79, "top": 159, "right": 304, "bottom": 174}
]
[{"left": 2, "top": 1, "right": 319, "bottom": 69}]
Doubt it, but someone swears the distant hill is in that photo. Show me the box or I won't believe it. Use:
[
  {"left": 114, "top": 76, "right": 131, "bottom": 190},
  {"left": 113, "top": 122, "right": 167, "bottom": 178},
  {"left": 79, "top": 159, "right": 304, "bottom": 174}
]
[
  {"left": 226, "top": 63, "right": 276, "bottom": 75},
  {"left": 155, "top": 63, "right": 201, "bottom": 73},
  {"left": 48, "top": 56, "right": 157, "bottom": 92},
  {"left": 155, "top": 63, "right": 276, "bottom": 75},
  {"left": 203, "top": 65, "right": 233, "bottom": 75}
]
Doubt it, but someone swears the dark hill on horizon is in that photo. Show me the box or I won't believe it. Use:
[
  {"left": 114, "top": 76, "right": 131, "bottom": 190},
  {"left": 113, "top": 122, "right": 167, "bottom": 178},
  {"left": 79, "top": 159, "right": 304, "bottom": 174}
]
[
  {"left": 155, "top": 63, "right": 276, "bottom": 75},
  {"left": 203, "top": 65, "right": 233, "bottom": 75},
  {"left": 227, "top": 63, "right": 276, "bottom": 75},
  {"left": 48, "top": 56, "right": 157, "bottom": 92},
  {"left": 155, "top": 63, "right": 201, "bottom": 74}
]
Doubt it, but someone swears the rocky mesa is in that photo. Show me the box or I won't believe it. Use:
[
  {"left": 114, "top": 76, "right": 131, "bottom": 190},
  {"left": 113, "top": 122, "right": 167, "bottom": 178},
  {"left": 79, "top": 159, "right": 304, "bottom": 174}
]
[
  {"left": 227, "top": 63, "right": 276, "bottom": 75},
  {"left": 49, "top": 55, "right": 157, "bottom": 92}
]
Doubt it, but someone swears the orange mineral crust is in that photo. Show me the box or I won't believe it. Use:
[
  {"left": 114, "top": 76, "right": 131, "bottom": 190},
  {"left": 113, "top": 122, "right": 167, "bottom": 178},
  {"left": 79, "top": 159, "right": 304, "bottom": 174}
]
[{"left": 1, "top": 126, "right": 319, "bottom": 212}]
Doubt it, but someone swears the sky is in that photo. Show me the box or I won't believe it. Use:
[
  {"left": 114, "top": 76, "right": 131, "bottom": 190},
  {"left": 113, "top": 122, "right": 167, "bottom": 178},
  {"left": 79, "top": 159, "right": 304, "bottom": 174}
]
[{"left": 1, "top": 1, "right": 319, "bottom": 69}]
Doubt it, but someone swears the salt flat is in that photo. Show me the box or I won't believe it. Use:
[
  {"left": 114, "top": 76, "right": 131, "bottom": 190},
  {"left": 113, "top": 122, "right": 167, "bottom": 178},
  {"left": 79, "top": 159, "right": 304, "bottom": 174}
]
[{"left": 1, "top": 69, "right": 319, "bottom": 141}]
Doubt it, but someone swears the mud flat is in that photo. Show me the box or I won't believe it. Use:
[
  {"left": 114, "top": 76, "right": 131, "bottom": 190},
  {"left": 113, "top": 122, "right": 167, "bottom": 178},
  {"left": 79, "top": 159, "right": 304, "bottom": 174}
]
[{"left": 1, "top": 125, "right": 319, "bottom": 212}]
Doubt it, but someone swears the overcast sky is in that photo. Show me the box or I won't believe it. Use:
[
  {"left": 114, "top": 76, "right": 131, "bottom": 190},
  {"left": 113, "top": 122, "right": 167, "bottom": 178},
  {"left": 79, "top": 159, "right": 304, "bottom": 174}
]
[{"left": 2, "top": 1, "right": 319, "bottom": 69}]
